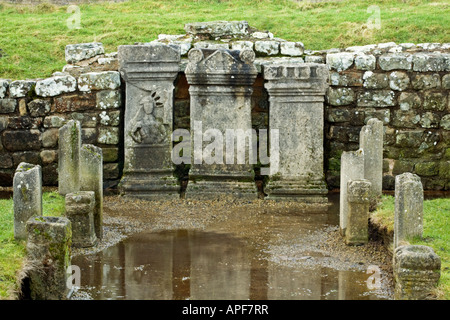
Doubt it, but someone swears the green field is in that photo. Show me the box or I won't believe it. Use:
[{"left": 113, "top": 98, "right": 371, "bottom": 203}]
[
  {"left": 371, "top": 196, "right": 450, "bottom": 300},
  {"left": 0, "top": 0, "right": 449, "bottom": 80}
]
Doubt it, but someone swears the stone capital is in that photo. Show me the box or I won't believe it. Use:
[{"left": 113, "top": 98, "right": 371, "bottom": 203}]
[{"left": 118, "top": 44, "right": 181, "bottom": 82}]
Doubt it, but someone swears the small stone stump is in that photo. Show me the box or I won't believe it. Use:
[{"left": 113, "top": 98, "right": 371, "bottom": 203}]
[
  {"left": 65, "top": 191, "right": 97, "bottom": 248},
  {"left": 393, "top": 245, "right": 441, "bottom": 300},
  {"left": 13, "top": 162, "right": 43, "bottom": 240},
  {"left": 394, "top": 172, "right": 424, "bottom": 248},
  {"left": 80, "top": 144, "right": 103, "bottom": 239},
  {"left": 345, "top": 179, "right": 371, "bottom": 246},
  {"left": 339, "top": 149, "right": 365, "bottom": 236},
  {"left": 359, "top": 118, "right": 383, "bottom": 204},
  {"left": 26, "top": 216, "right": 72, "bottom": 300},
  {"left": 58, "top": 120, "right": 81, "bottom": 196}
]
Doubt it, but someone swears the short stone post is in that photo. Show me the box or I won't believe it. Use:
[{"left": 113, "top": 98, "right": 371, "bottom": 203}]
[
  {"left": 346, "top": 179, "right": 371, "bottom": 246},
  {"left": 13, "top": 162, "right": 43, "bottom": 240},
  {"left": 360, "top": 118, "right": 383, "bottom": 204},
  {"left": 118, "top": 44, "right": 180, "bottom": 199},
  {"left": 80, "top": 144, "right": 103, "bottom": 239},
  {"left": 339, "top": 149, "right": 364, "bottom": 236},
  {"left": 394, "top": 172, "right": 424, "bottom": 248},
  {"left": 184, "top": 48, "right": 258, "bottom": 199},
  {"left": 393, "top": 245, "right": 441, "bottom": 300},
  {"left": 263, "top": 63, "right": 329, "bottom": 203},
  {"left": 26, "top": 216, "right": 72, "bottom": 300},
  {"left": 58, "top": 120, "right": 81, "bottom": 196},
  {"left": 65, "top": 191, "right": 97, "bottom": 248}
]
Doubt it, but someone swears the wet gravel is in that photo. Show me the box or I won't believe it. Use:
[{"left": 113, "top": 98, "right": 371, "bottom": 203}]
[{"left": 70, "top": 194, "right": 394, "bottom": 299}]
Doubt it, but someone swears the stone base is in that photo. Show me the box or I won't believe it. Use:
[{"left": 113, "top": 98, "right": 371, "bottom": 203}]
[
  {"left": 265, "top": 179, "right": 328, "bottom": 203},
  {"left": 119, "top": 171, "right": 180, "bottom": 200},
  {"left": 73, "top": 236, "right": 98, "bottom": 249},
  {"left": 185, "top": 178, "right": 258, "bottom": 200}
]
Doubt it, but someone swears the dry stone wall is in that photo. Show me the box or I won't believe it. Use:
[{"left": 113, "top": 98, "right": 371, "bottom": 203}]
[{"left": 0, "top": 23, "right": 449, "bottom": 191}]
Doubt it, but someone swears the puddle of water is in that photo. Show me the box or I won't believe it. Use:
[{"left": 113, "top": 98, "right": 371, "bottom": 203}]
[{"left": 72, "top": 227, "right": 388, "bottom": 300}]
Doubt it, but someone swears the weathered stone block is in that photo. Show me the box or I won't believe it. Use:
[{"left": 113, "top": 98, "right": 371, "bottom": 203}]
[
  {"left": 35, "top": 75, "right": 77, "bottom": 97},
  {"left": 97, "top": 127, "right": 119, "bottom": 145},
  {"left": 326, "top": 52, "right": 355, "bottom": 71},
  {"left": 12, "top": 151, "right": 40, "bottom": 167},
  {"left": 0, "top": 99, "right": 17, "bottom": 113},
  {"left": 99, "top": 110, "right": 120, "bottom": 126},
  {"left": 360, "top": 118, "right": 383, "bottom": 199},
  {"left": 423, "top": 92, "right": 446, "bottom": 111},
  {"left": 391, "top": 110, "right": 420, "bottom": 128},
  {"left": 184, "top": 21, "right": 249, "bottom": 38},
  {"left": 254, "top": 41, "right": 280, "bottom": 56},
  {"left": 395, "top": 130, "right": 424, "bottom": 148},
  {"left": 357, "top": 90, "right": 395, "bottom": 107},
  {"left": 354, "top": 53, "right": 376, "bottom": 70},
  {"left": 439, "top": 161, "right": 450, "bottom": 179},
  {"left": 78, "top": 71, "right": 121, "bottom": 92},
  {"left": 102, "top": 147, "right": 119, "bottom": 162},
  {"left": 65, "top": 191, "right": 97, "bottom": 248},
  {"left": 81, "top": 128, "right": 97, "bottom": 144},
  {"left": 231, "top": 41, "right": 254, "bottom": 51},
  {"left": 304, "top": 55, "right": 325, "bottom": 64},
  {"left": 393, "top": 245, "right": 441, "bottom": 300},
  {"left": 441, "top": 114, "right": 450, "bottom": 130},
  {"left": 363, "top": 71, "right": 389, "bottom": 89},
  {"left": 27, "top": 99, "right": 50, "bottom": 117},
  {"left": 193, "top": 41, "right": 230, "bottom": 50},
  {"left": 2, "top": 129, "right": 41, "bottom": 151},
  {"left": 280, "top": 42, "right": 304, "bottom": 56},
  {"left": 65, "top": 42, "right": 105, "bottom": 64},
  {"left": 53, "top": 92, "right": 96, "bottom": 113},
  {"left": 13, "top": 162, "right": 42, "bottom": 240},
  {"left": 0, "top": 79, "right": 9, "bottom": 99},
  {"left": 364, "top": 108, "right": 390, "bottom": 125},
  {"left": 103, "top": 162, "right": 119, "bottom": 180},
  {"left": 96, "top": 90, "right": 121, "bottom": 109},
  {"left": 419, "top": 112, "right": 440, "bottom": 129},
  {"left": 389, "top": 71, "right": 410, "bottom": 91},
  {"left": 42, "top": 128, "right": 59, "bottom": 148},
  {"left": 26, "top": 216, "right": 72, "bottom": 300},
  {"left": 40, "top": 150, "right": 58, "bottom": 165},
  {"left": 415, "top": 161, "right": 439, "bottom": 176},
  {"left": 58, "top": 120, "right": 81, "bottom": 196},
  {"left": 327, "top": 109, "right": 350, "bottom": 123},
  {"left": 379, "top": 53, "right": 412, "bottom": 71},
  {"left": 398, "top": 92, "right": 421, "bottom": 110},
  {"left": 412, "top": 53, "right": 446, "bottom": 72},
  {"left": 80, "top": 144, "right": 103, "bottom": 239},
  {"left": 9, "top": 80, "right": 36, "bottom": 98},
  {"left": 43, "top": 115, "right": 67, "bottom": 128},
  {"left": 327, "top": 87, "right": 355, "bottom": 106},
  {"left": 443, "top": 74, "right": 450, "bottom": 90},
  {"left": 329, "top": 71, "right": 363, "bottom": 87},
  {"left": 340, "top": 149, "right": 365, "bottom": 235},
  {"left": 411, "top": 73, "right": 441, "bottom": 90},
  {"left": 346, "top": 179, "right": 371, "bottom": 245},
  {"left": 394, "top": 172, "right": 423, "bottom": 248}
]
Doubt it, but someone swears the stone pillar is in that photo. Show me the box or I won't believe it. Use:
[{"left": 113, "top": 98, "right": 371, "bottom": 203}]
[
  {"left": 80, "top": 144, "right": 103, "bottom": 239},
  {"left": 393, "top": 245, "right": 441, "bottom": 300},
  {"left": 26, "top": 216, "right": 72, "bottom": 300},
  {"left": 339, "top": 149, "right": 364, "bottom": 236},
  {"left": 184, "top": 48, "right": 258, "bottom": 199},
  {"left": 58, "top": 120, "right": 81, "bottom": 196},
  {"left": 360, "top": 118, "right": 383, "bottom": 201},
  {"left": 65, "top": 191, "right": 97, "bottom": 248},
  {"left": 13, "top": 162, "right": 43, "bottom": 240},
  {"left": 263, "top": 63, "right": 329, "bottom": 203},
  {"left": 118, "top": 44, "right": 181, "bottom": 199},
  {"left": 394, "top": 172, "right": 424, "bottom": 248},
  {"left": 346, "top": 179, "right": 371, "bottom": 246}
]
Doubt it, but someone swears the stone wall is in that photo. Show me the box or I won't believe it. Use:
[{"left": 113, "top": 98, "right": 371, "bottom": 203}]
[
  {"left": 0, "top": 47, "right": 123, "bottom": 188},
  {"left": 0, "top": 27, "right": 449, "bottom": 191}
]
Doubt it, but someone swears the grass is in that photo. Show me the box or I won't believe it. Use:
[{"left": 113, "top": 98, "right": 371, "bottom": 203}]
[
  {"left": 0, "top": 191, "right": 65, "bottom": 300},
  {"left": 371, "top": 195, "right": 450, "bottom": 300},
  {"left": 0, "top": 0, "right": 449, "bottom": 80}
]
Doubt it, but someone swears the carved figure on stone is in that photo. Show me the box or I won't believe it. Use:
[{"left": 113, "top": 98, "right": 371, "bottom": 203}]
[{"left": 130, "top": 92, "right": 168, "bottom": 144}]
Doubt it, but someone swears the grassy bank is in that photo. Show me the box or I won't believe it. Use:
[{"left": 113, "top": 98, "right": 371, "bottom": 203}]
[
  {"left": 371, "top": 195, "right": 450, "bottom": 300},
  {"left": 0, "top": 0, "right": 449, "bottom": 79},
  {"left": 0, "top": 191, "right": 65, "bottom": 299}
]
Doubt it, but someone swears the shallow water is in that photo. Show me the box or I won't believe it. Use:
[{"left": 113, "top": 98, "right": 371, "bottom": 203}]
[{"left": 71, "top": 193, "right": 391, "bottom": 300}]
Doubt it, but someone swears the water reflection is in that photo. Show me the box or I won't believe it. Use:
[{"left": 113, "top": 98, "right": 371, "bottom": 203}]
[{"left": 72, "top": 228, "right": 385, "bottom": 300}]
